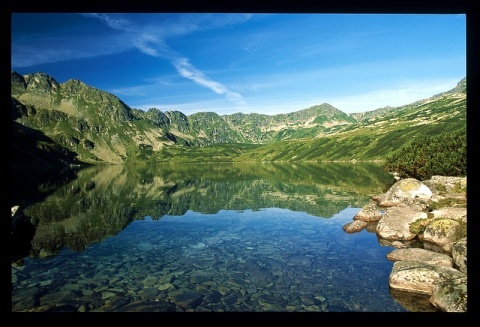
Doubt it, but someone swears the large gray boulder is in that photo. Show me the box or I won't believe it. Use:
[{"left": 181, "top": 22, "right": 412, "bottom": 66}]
[
  {"left": 342, "top": 220, "right": 367, "bottom": 233},
  {"left": 389, "top": 260, "right": 465, "bottom": 295},
  {"left": 375, "top": 206, "right": 427, "bottom": 241},
  {"left": 451, "top": 237, "right": 467, "bottom": 273},
  {"left": 423, "top": 176, "right": 466, "bottom": 193},
  {"left": 422, "top": 218, "right": 465, "bottom": 253},
  {"left": 430, "top": 276, "right": 467, "bottom": 312},
  {"left": 373, "top": 178, "right": 432, "bottom": 207},
  {"left": 424, "top": 176, "right": 466, "bottom": 205},
  {"left": 353, "top": 202, "right": 383, "bottom": 222},
  {"left": 430, "top": 207, "right": 466, "bottom": 223},
  {"left": 386, "top": 248, "right": 453, "bottom": 267}
]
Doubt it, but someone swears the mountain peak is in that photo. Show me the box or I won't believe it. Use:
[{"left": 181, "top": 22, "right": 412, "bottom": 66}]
[
  {"left": 432, "top": 77, "right": 466, "bottom": 98},
  {"left": 16, "top": 71, "right": 60, "bottom": 94},
  {"left": 453, "top": 77, "right": 466, "bottom": 93}
]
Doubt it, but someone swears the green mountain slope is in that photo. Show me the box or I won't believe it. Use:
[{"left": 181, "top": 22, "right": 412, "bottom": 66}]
[
  {"left": 11, "top": 72, "right": 192, "bottom": 165},
  {"left": 10, "top": 71, "right": 466, "bottom": 166},
  {"left": 237, "top": 82, "right": 466, "bottom": 162},
  {"left": 221, "top": 103, "right": 357, "bottom": 143}
]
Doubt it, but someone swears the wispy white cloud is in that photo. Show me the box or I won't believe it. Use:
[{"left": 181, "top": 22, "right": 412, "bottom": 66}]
[
  {"left": 172, "top": 58, "right": 245, "bottom": 105},
  {"left": 87, "top": 13, "right": 248, "bottom": 108},
  {"left": 11, "top": 34, "right": 132, "bottom": 67},
  {"left": 133, "top": 35, "right": 167, "bottom": 57},
  {"left": 12, "top": 13, "right": 251, "bottom": 108},
  {"left": 82, "top": 13, "right": 132, "bottom": 31}
]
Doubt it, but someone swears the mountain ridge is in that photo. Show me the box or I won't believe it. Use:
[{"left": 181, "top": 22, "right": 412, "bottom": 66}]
[
  {"left": 10, "top": 71, "right": 466, "bottom": 166},
  {"left": 351, "top": 77, "right": 466, "bottom": 122}
]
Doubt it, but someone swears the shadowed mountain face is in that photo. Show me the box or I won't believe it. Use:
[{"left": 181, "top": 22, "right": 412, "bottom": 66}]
[{"left": 10, "top": 71, "right": 466, "bottom": 166}]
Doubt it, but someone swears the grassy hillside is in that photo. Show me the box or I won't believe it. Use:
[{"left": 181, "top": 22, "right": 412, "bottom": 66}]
[
  {"left": 235, "top": 91, "right": 466, "bottom": 162},
  {"left": 10, "top": 71, "right": 466, "bottom": 167}
]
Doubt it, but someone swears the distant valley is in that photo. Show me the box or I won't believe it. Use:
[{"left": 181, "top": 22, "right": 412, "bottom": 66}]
[{"left": 10, "top": 71, "right": 466, "bottom": 166}]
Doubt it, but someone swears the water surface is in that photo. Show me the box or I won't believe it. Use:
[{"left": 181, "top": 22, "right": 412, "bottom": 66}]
[{"left": 11, "top": 162, "right": 420, "bottom": 312}]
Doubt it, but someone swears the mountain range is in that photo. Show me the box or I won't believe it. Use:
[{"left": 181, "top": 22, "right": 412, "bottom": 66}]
[{"left": 10, "top": 71, "right": 466, "bottom": 167}]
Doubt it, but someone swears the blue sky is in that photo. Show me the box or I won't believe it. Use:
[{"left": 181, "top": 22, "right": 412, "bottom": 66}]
[{"left": 11, "top": 13, "right": 466, "bottom": 115}]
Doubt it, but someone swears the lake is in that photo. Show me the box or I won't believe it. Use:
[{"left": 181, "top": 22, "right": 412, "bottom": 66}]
[{"left": 11, "top": 162, "right": 432, "bottom": 312}]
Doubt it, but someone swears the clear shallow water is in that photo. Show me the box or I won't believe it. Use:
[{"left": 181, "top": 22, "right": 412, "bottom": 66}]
[
  {"left": 13, "top": 208, "right": 406, "bottom": 312},
  {"left": 11, "top": 162, "right": 411, "bottom": 312}
]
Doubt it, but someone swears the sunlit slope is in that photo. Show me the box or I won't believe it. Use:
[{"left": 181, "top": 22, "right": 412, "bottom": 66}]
[
  {"left": 11, "top": 71, "right": 466, "bottom": 165},
  {"left": 235, "top": 88, "right": 466, "bottom": 162},
  {"left": 11, "top": 71, "right": 360, "bottom": 165},
  {"left": 221, "top": 103, "right": 357, "bottom": 143},
  {"left": 11, "top": 72, "right": 182, "bottom": 165}
]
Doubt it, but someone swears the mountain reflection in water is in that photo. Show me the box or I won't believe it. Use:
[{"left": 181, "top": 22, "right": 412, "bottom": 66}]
[{"left": 11, "top": 162, "right": 418, "bottom": 312}]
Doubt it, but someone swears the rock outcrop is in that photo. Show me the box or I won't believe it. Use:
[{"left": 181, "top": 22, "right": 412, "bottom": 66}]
[{"left": 343, "top": 175, "right": 467, "bottom": 312}]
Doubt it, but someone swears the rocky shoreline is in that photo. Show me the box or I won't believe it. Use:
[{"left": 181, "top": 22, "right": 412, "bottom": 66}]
[{"left": 342, "top": 175, "right": 467, "bottom": 312}]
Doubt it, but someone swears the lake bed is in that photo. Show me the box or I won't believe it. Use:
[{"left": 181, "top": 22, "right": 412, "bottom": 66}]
[{"left": 11, "top": 162, "right": 429, "bottom": 312}]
